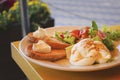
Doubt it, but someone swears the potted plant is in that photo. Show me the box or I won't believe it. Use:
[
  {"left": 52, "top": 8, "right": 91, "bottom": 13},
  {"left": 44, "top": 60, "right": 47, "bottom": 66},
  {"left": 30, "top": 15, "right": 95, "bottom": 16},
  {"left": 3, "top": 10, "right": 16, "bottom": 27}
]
[{"left": 0, "top": 0, "right": 54, "bottom": 44}]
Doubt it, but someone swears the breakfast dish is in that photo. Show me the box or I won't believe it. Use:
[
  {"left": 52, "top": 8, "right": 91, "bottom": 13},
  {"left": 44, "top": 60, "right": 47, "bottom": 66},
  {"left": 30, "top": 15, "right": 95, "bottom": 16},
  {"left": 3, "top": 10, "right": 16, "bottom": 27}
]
[
  {"left": 27, "top": 27, "right": 70, "bottom": 61},
  {"left": 19, "top": 21, "right": 120, "bottom": 71},
  {"left": 70, "top": 38, "right": 111, "bottom": 66}
]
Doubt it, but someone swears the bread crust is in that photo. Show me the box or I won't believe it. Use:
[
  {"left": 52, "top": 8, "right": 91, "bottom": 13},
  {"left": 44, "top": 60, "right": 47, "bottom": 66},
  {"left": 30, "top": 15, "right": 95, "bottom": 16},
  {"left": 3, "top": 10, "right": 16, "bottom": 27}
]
[{"left": 27, "top": 45, "right": 66, "bottom": 61}]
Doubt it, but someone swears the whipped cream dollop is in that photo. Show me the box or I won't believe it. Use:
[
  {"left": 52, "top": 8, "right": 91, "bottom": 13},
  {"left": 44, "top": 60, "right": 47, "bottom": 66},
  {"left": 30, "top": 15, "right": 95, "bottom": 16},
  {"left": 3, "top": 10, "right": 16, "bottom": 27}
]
[
  {"left": 33, "top": 27, "right": 47, "bottom": 39},
  {"left": 32, "top": 40, "right": 51, "bottom": 53},
  {"left": 70, "top": 38, "right": 111, "bottom": 66}
]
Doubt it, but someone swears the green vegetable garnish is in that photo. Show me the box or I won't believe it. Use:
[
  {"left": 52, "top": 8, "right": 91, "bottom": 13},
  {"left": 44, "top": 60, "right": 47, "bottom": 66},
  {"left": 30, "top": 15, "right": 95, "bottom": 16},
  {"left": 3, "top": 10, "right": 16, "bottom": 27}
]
[
  {"left": 102, "top": 25, "right": 120, "bottom": 40},
  {"left": 89, "top": 20, "right": 98, "bottom": 37},
  {"left": 107, "top": 30, "right": 120, "bottom": 40},
  {"left": 92, "top": 36, "right": 101, "bottom": 41},
  {"left": 89, "top": 29, "right": 97, "bottom": 37},
  {"left": 55, "top": 21, "right": 120, "bottom": 51},
  {"left": 102, "top": 25, "right": 110, "bottom": 33},
  {"left": 55, "top": 31, "right": 76, "bottom": 45},
  {"left": 55, "top": 32, "right": 63, "bottom": 40},
  {"left": 102, "top": 37, "right": 114, "bottom": 50},
  {"left": 92, "top": 20, "right": 98, "bottom": 31},
  {"left": 63, "top": 36, "right": 75, "bottom": 44}
]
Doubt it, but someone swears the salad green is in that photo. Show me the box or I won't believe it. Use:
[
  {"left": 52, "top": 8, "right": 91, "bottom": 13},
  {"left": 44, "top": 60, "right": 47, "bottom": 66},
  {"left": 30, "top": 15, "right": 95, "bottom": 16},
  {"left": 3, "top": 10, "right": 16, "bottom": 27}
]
[
  {"left": 55, "top": 21, "right": 120, "bottom": 51},
  {"left": 55, "top": 31, "right": 75, "bottom": 44}
]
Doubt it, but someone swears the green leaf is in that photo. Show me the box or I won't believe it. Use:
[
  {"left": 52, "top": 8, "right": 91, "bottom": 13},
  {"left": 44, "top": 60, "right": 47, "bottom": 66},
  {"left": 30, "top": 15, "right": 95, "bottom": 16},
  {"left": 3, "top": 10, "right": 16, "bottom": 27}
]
[
  {"left": 92, "top": 20, "right": 98, "bottom": 31},
  {"left": 92, "top": 36, "right": 101, "bottom": 41},
  {"left": 102, "top": 37, "right": 114, "bottom": 50},
  {"left": 89, "top": 20, "right": 98, "bottom": 37},
  {"left": 102, "top": 25, "right": 110, "bottom": 32},
  {"left": 107, "top": 30, "right": 120, "bottom": 40}
]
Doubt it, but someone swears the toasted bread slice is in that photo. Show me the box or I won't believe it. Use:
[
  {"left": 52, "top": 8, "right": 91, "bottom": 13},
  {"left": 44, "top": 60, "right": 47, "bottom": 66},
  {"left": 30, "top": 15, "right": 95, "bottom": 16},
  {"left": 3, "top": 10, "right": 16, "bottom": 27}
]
[
  {"left": 28, "top": 32, "right": 70, "bottom": 49},
  {"left": 43, "top": 37, "right": 70, "bottom": 49},
  {"left": 27, "top": 45, "right": 66, "bottom": 61}
]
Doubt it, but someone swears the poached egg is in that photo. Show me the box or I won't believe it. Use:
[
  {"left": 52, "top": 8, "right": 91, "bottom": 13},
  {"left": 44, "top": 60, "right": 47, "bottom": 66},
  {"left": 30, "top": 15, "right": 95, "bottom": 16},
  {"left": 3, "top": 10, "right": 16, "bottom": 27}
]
[{"left": 70, "top": 38, "right": 111, "bottom": 66}]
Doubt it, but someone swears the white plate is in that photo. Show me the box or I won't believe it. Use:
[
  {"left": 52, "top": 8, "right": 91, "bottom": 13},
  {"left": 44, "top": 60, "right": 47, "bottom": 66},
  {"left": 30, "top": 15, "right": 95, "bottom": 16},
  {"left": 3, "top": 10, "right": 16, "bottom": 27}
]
[{"left": 19, "top": 26, "right": 120, "bottom": 72}]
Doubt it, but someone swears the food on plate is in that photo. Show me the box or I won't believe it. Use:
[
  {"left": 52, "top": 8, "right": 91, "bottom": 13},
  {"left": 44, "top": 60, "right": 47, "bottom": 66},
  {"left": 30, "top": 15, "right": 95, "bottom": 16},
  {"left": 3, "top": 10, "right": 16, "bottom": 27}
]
[
  {"left": 28, "top": 27, "right": 70, "bottom": 49},
  {"left": 32, "top": 40, "right": 51, "bottom": 53},
  {"left": 43, "top": 37, "right": 70, "bottom": 49},
  {"left": 27, "top": 44, "right": 66, "bottom": 61},
  {"left": 28, "top": 27, "right": 47, "bottom": 43},
  {"left": 65, "top": 45, "right": 73, "bottom": 59},
  {"left": 27, "top": 27, "right": 69, "bottom": 61},
  {"left": 26, "top": 20, "right": 120, "bottom": 65},
  {"left": 65, "top": 21, "right": 120, "bottom": 65},
  {"left": 57, "top": 21, "right": 120, "bottom": 51},
  {"left": 70, "top": 38, "right": 111, "bottom": 66},
  {"left": 55, "top": 31, "right": 76, "bottom": 44}
]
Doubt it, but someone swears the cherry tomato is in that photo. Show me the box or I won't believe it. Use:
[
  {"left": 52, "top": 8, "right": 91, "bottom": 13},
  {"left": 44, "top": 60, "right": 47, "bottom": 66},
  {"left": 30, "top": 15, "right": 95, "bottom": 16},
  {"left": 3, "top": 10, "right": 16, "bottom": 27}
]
[
  {"left": 97, "top": 30, "right": 106, "bottom": 40},
  {"left": 79, "top": 27, "right": 89, "bottom": 38},
  {"left": 70, "top": 27, "right": 89, "bottom": 39},
  {"left": 60, "top": 33, "right": 64, "bottom": 38},
  {"left": 70, "top": 29, "right": 80, "bottom": 39}
]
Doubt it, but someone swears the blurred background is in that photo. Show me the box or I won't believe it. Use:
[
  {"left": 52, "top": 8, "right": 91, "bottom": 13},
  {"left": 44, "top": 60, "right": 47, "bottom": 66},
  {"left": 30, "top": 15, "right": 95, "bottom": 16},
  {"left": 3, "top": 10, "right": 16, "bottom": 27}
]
[
  {"left": 43, "top": 0, "right": 120, "bottom": 27},
  {"left": 0, "top": 0, "right": 120, "bottom": 80}
]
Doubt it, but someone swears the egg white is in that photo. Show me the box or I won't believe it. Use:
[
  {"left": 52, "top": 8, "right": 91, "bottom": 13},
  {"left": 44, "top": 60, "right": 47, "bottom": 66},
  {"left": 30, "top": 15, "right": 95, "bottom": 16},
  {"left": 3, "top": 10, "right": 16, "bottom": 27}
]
[{"left": 70, "top": 38, "right": 111, "bottom": 66}]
